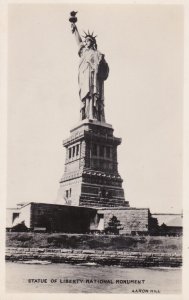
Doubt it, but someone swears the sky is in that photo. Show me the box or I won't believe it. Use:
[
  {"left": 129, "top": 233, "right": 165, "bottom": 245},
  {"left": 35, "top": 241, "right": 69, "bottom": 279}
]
[{"left": 7, "top": 3, "right": 183, "bottom": 213}]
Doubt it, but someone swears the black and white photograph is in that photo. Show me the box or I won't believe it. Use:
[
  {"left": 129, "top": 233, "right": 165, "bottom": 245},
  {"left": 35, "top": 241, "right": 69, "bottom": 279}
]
[{"left": 1, "top": 0, "right": 187, "bottom": 298}]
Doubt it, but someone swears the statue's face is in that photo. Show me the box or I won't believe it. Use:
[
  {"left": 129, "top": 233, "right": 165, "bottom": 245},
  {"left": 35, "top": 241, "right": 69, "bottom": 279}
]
[{"left": 85, "top": 37, "right": 93, "bottom": 48}]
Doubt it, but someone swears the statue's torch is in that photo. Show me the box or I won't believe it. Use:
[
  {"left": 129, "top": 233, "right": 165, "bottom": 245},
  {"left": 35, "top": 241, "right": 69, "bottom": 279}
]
[{"left": 69, "top": 11, "right": 78, "bottom": 33}]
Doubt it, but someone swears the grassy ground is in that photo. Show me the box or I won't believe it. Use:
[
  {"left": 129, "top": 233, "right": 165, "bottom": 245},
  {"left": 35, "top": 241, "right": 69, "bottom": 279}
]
[{"left": 6, "top": 233, "right": 182, "bottom": 254}]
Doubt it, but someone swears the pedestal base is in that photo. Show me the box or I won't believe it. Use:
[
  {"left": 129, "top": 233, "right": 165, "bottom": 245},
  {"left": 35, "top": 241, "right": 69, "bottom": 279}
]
[{"left": 57, "top": 120, "right": 129, "bottom": 208}]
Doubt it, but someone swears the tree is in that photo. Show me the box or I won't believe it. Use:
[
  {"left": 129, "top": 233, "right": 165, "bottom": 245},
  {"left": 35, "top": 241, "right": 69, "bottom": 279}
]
[
  {"left": 11, "top": 221, "right": 28, "bottom": 232},
  {"left": 105, "top": 215, "right": 123, "bottom": 235}
]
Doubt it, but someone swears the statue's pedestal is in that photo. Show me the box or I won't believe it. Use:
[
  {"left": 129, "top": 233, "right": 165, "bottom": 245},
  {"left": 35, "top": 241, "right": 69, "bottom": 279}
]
[{"left": 57, "top": 119, "right": 129, "bottom": 208}]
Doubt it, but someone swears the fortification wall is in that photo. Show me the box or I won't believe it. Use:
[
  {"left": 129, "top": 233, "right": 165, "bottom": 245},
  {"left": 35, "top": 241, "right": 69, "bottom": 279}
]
[{"left": 98, "top": 208, "right": 149, "bottom": 234}]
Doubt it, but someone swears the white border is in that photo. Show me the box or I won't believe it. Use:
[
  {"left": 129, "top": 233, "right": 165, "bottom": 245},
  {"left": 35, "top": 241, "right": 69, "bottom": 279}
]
[{"left": 0, "top": 0, "right": 188, "bottom": 299}]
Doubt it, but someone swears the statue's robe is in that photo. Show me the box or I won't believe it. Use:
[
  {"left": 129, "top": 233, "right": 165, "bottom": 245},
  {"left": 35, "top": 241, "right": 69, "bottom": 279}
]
[{"left": 78, "top": 43, "right": 109, "bottom": 121}]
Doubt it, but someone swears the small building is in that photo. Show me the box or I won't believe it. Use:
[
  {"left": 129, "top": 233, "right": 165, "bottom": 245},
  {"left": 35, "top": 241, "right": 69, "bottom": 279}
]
[
  {"left": 152, "top": 213, "right": 183, "bottom": 236},
  {"left": 6, "top": 202, "right": 97, "bottom": 233},
  {"left": 95, "top": 207, "right": 153, "bottom": 235},
  {"left": 7, "top": 202, "right": 159, "bottom": 235}
]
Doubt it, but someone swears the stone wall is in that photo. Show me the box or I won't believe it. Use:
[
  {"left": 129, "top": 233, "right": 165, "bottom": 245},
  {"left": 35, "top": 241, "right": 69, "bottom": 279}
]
[
  {"left": 27, "top": 203, "right": 97, "bottom": 233},
  {"left": 5, "top": 247, "right": 182, "bottom": 267},
  {"left": 98, "top": 208, "right": 150, "bottom": 234},
  {"left": 8, "top": 203, "right": 153, "bottom": 235}
]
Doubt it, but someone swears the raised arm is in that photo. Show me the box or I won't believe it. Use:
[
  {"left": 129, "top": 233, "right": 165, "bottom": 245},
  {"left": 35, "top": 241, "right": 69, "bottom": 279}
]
[{"left": 71, "top": 23, "right": 82, "bottom": 46}]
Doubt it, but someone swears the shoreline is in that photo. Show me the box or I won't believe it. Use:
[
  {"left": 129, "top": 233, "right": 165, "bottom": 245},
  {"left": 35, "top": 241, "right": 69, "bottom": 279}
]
[{"left": 6, "top": 247, "right": 182, "bottom": 268}]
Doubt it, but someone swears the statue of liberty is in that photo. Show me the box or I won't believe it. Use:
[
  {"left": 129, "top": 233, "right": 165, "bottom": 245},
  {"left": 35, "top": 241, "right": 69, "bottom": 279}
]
[{"left": 69, "top": 12, "right": 109, "bottom": 122}]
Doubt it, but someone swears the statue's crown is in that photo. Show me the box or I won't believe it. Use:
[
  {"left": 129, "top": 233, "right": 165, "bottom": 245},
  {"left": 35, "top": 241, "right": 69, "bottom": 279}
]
[{"left": 82, "top": 30, "right": 97, "bottom": 42}]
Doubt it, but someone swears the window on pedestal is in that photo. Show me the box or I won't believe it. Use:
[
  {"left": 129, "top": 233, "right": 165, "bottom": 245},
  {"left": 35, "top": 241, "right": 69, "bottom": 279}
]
[
  {"left": 92, "top": 144, "right": 97, "bottom": 156},
  {"left": 109, "top": 162, "right": 113, "bottom": 170},
  {"left": 106, "top": 146, "right": 111, "bottom": 158},
  {"left": 66, "top": 188, "right": 72, "bottom": 198},
  {"left": 73, "top": 146, "right": 75, "bottom": 157},
  {"left": 100, "top": 146, "right": 104, "bottom": 157},
  {"left": 76, "top": 144, "right": 80, "bottom": 156},
  {"left": 69, "top": 148, "right": 71, "bottom": 159},
  {"left": 92, "top": 158, "right": 99, "bottom": 169}
]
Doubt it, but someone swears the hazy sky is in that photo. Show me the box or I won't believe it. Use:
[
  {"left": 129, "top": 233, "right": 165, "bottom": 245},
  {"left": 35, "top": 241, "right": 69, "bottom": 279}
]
[{"left": 7, "top": 4, "right": 183, "bottom": 213}]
